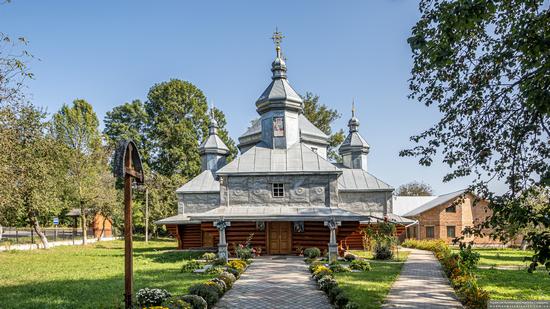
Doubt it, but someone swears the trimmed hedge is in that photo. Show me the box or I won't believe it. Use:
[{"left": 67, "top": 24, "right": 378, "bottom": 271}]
[{"left": 305, "top": 260, "right": 360, "bottom": 309}]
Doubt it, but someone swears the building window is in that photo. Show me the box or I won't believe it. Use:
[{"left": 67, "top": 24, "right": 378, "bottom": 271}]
[
  {"left": 272, "top": 183, "right": 284, "bottom": 197},
  {"left": 446, "top": 205, "right": 456, "bottom": 213},
  {"left": 426, "top": 226, "right": 434, "bottom": 238},
  {"left": 447, "top": 226, "right": 456, "bottom": 238}
]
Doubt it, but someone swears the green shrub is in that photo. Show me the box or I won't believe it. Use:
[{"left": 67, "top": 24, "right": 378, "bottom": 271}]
[
  {"left": 335, "top": 293, "right": 349, "bottom": 309},
  {"left": 181, "top": 259, "right": 203, "bottom": 273},
  {"left": 180, "top": 295, "right": 207, "bottom": 309},
  {"left": 212, "top": 258, "right": 227, "bottom": 266},
  {"left": 162, "top": 296, "right": 192, "bottom": 309},
  {"left": 210, "top": 278, "right": 227, "bottom": 293},
  {"left": 218, "top": 272, "right": 237, "bottom": 289},
  {"left": 318, "top": 276, "right": 338, "bottom": 293},
  {"left": 188, "top": 283, "right": 219, "bottom": 308},
  {"left": 373, "top": 243, "right": 393, "bottom": 260},
  {"left": 304, "top": 247, "right": 321, "bottom": 259},
  {"left": 201, "top": 252, "right": 217, "bottom": 261},
  {"left": 136, "top": 288, "right": 171, "bottom": 306},
  {"left": 226, "top": 267, "right": 241, "bottom": 279},
  {"left": 329, "top": 262, "right": 351, "bottom": 273},
  {"left": 205, "top": 266, "right": 225, "bottom": 275},
  {"left": 349, "top": 259, "right": 372, "bottom": 271},
  {"left": 235, "top": 246, "right": 254, "bottom": 260},
  {"left": 344, "top": 302, "right": 360, "bottom": 309},
  {"left": 328, "top": 286, "right": 343, "bottom": 304},
  {"left": 206, "top": 281, "right": 224, "bottom": 297},
  {"left": 458, "top": 244, "right": 480, "bottom": 274},
  {"left": 458, "top": 279, "right": 489, "bottom": 309}
]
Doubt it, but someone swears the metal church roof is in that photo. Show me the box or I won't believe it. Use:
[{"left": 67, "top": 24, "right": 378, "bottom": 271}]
[
  {"left": 188, "top": 206, "right": 371, "bottom": 222},
  {"left": 217, "top": 143, "right": 340, "bottom": 175},
  {"left": 175, "top": 170, "right": 220, "bottom": 193},
  {"left": 335, "top": 164, "right": 393, "bottom": 191}
]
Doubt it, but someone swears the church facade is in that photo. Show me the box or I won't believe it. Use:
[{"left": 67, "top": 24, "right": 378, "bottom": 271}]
[{"left": 156, "top": 32, "right": 412, "bottom": 261}]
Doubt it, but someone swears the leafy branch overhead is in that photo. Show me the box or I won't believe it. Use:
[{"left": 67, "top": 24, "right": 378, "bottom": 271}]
[{"left": 403, "top": 0, "right": 549, "bottom": 272}]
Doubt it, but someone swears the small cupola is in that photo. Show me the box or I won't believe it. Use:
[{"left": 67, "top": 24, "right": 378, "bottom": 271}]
[
  {"left": 339, "top": 101, "right": 370, "bottom": 170},
  {"left": 199, "top": 107, "right": 229, "bottom": 173}
]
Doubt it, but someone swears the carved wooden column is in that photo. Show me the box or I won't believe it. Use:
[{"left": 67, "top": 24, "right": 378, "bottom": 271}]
[{"left": 325, "top": 218, "right": 341, "bottom": 262}]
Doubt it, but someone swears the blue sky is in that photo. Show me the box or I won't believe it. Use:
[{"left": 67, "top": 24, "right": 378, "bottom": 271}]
[{"left": 1, "top": 1, "right": 495, "bottom": 194}]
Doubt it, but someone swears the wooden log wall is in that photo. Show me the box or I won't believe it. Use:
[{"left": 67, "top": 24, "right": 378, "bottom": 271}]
[
  {"left": 292, "top": 221, "right": 330, "bottom": 254},
  {"left": 180, "top": 224, "right": 202, "bottom": 249},
  {"left": 166, "top": 224, "right": 182, "bottom": 249},
  {"left": 342, "top": 223, "right": 407, "bottom": 250},
  {"left": 225, "top": 222, "right": 267, "bottom": 255}
]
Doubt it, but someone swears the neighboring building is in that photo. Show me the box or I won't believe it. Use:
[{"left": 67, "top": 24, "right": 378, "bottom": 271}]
[
  {"left": 66, "top": 209, "right": 113, "bottom": 239},
  {"left": 394, "top": 190, "right": 505, "bottom": 245},
  {"left": 156, "top": 32, "right": 412, "bottom": 260}
]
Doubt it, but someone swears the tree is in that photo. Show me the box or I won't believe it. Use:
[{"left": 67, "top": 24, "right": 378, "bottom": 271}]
[
  {"left": 302, "top": 92, "right": 345, "bottom": 162},
  {"left": 52, "top": 99, "right": 104, "bottom": 245},
  {"left": 0, "top": 32, "right": 34, "bottom": 106},
  {"left": 103, "top": 79, "right": 237, "bottom": 229},
  {"left": 402, "top": 0, "right": 549, "bottom": 272},
  {"left": 145, "top": 79, "right": 237, "bottom": 179},
  {"left": 0, "top": 103, "right": 64, "bottom": 248},
  {"left": 395, "top": 181, "right": 434, "bottom": 196}
]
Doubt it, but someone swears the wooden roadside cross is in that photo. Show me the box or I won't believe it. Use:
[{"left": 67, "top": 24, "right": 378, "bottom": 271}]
[{"left": 114, "top": 140, "right": 144, "bottom": 309}]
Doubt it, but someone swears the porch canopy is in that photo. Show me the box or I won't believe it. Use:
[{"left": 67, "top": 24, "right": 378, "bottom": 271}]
[
  {"left": 186, "top": 206, "right": 372, "bottom": 222},
  {"left": 155, "top": 214, "right": 200, "bottom": 225}
]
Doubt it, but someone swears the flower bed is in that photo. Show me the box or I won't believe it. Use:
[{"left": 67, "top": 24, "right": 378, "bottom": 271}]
[
  {"left": 402, "top": 239, "right": 489, "bottom": 309},
  {"left": 304, "top": 247, "right": 368, "bottom": 309},
  {"left": 138, "top": 253, "right": 252, "bottom": 309}
]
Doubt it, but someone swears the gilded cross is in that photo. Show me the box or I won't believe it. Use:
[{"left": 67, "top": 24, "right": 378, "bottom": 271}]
[{"left": 271, "top": 28, "right": 284, "bottom": 48}]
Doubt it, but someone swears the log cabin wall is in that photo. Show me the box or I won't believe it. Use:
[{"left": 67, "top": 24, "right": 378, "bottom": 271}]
[
  {"left": 342, "top": 223, "right": 407, "bottom": 250},
  {"left": 180, "top": 224, "right": 202, "bottom": 249},
  {"left": 292, "top": 221, "right": 330, "bottom": 254},
  {"left": 225, "top": 222, "right": 266, "bottom": 255}
]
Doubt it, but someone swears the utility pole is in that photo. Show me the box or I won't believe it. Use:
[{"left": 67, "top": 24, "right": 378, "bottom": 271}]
[{"left": 145, "top": 187, "right": 149, "bottom": 244}]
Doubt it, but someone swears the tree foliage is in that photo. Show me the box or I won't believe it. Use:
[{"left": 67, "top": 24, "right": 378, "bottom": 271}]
[
  {"left": 0, "top": 31, "right": 34, "bottom": 106},
  {"left": 403, "top": 0, "right": 549, "bottom": 272},
  {"left": 0, "top": 103, "right": 64, "bottom": 247},
  {"left": 52, "top": 99, "right": 107, "bottom": 244},
  {"left": 302, "top": 92, "right": 345, "bottom": 162},
  {"left": 395, "top": 181, "right": 434, "bottom": 196},
  {"left": 103, "top": 79, "right": 237, "bottom": 228}
]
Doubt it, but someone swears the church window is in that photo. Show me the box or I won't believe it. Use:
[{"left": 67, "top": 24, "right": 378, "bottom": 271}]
[
  {"left": 445, "top": 205, "right": 456, "bottom": 213},
  {"left": 272, "top": 183, "right": 284, "bottom": 197},
  {"left": 426, "top": 226, "right": 434, "bottom": 238}
]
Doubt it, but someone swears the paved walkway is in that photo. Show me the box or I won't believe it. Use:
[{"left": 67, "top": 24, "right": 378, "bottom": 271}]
[
  {"left": 382, "top": 248, "right": 463, "bottom": 308},
  {"left": 215, "top": 256, "right": 331, "bottom": 309}
]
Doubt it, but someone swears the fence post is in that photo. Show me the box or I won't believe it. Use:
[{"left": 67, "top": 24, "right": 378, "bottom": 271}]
[{"left": 15, "top": 227, "right": 18, "bottom": 243}]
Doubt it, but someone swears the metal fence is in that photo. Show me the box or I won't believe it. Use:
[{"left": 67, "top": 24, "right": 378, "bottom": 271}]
[{"left": 0, "top": 226, "right": 112, "bottom": 245}]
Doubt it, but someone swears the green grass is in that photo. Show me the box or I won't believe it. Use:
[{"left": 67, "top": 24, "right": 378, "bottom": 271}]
[
  {"left": 335, "top": 261, "right": 404, "bottom": 309},
  {"left": 475, "top": 268, "right": 550, "bottom": 300},
  {"left": 0, "top": 239, "right": 213, "bottom": 309},
  {"left": 450, "top": 248, "right": 535, "bottom": 267}
]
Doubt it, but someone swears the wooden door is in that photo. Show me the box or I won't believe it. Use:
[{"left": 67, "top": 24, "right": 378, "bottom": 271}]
[{"left": 269, "top": 222, "right": 291, "bottom": 254}]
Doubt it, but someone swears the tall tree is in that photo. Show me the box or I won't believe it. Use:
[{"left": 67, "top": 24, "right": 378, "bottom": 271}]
[
  {"left": 395, "top": 181, "right": 434, "bottom": 196},
  {"left": 403, "top": 0, "right": 549, "bottom": 271},
  {"left": 103, "top": 79, "right": 237, "bottom": 226},
  {"left": 145, "top": 79, "right": 237, "bottom": 179},
  {"left": 52, "top": 99, "right": 104, "bottom": 245},
  {"left": 0, "top": 103, "right": 63, "bottom": 248},
  {"left": 0, "top": 31, "right": 34, "bottom": 106},
  {"left": 302, "top": 92, "right": 345, "bottom": 162}
]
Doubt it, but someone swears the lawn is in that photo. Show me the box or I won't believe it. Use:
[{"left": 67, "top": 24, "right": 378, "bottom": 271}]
[
  {"left": 476, "top": 268, "right": 550, "bottom": 300},
  {"left": 0, "top": 239, "right": 213, "bottom": 309},
  {"left": 349, "top": 249, "right": 410, "bottom": 261},
  {"left": 335, "top": 261, "right": 404, "bottom": 309},
  {"left": 451, "top": 247, "right": 535, "bottom": 267}
]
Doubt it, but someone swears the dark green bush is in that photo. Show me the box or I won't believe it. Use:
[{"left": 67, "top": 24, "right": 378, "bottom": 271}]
[
  {"left": 349, "top": 259, "right": 372, "bottom": 271},
  {"left": 335, "top": 293, "right": 349, "bottom": 308},
  {"left": 328, "top": 286, "right": 343, "bottom": 304},
  {"left": 226, "top": 267, "right": 241, "bottom": 279},
  {"left": 181, "top": 295, "right": 207, "bottom": 309},
  {"left": 329, "top": 262, "right": 351, "bottom": 273},
  {"left": 304, "top": 247, "right": 321, "bottom": 259},
  {"left": 181, "top": 259, "right": 203, "bottom": 273},
  {"left": 212, "top": 258, "right": 227, "bottom": 266},
  {"left": 344, "top": 302, "right": 360, "bottom": 309},
  {"left": 318, "top": 276, "right": 338, "bottom": 293},
  {"left": 188, "top": 283, "right": 219, "bottom": 308},
  {"left": 373, "top": 243, "right": 393, "bottom": 260},
  {"left": 210, "top": 278, "right": 227, "bottom": 293},
  {"left": 162, "top": 296, "right": 192, "bottom": 309}
]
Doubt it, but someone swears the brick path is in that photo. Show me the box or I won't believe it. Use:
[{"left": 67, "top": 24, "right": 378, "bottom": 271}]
[
  {"left": 382, "top": 248, "right": 463, "bottom": 308},
  {"left": 215, "top": 256, "right": 331, "bottom": 309}
]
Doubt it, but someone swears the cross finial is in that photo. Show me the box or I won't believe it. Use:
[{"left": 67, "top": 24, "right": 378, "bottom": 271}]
[{"left": 271, "top": 27, "right": 284, "bottom": 58}]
